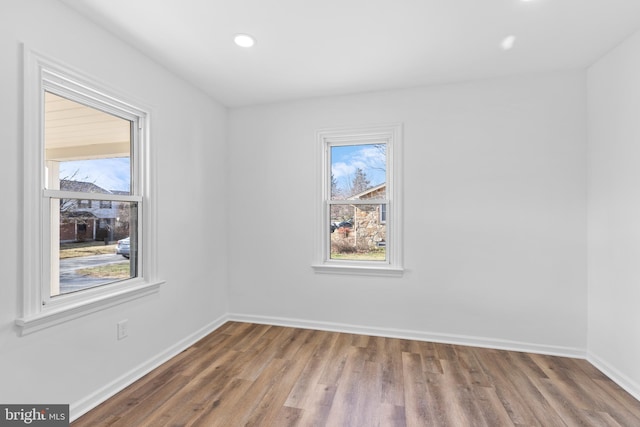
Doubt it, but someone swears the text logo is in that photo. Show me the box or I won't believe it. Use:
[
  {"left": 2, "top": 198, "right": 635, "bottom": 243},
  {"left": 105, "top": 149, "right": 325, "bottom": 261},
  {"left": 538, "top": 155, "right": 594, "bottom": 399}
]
[{"left": 0, "top": 405, "right": 68, "bottom": 426}]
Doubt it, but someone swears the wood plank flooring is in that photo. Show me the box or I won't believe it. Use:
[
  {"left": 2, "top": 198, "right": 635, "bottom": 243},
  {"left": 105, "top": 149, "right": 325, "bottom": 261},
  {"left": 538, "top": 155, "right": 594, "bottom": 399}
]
[{"left": 72, "top": 322, "right": 640, "bottom": 426}]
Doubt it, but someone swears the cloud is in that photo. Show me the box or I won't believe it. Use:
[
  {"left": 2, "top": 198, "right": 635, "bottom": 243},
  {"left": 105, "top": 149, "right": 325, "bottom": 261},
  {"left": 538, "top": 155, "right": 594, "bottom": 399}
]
[
  {"left": 332, "top": 161, "right": 359, "bottom": 179},
  {"left": 359, "top": 145, "right": 386, "bottom": 169}
]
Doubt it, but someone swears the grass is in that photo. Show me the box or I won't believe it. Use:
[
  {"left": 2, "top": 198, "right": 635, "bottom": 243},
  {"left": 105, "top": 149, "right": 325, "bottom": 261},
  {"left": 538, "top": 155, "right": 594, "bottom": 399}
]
[
  {"left": 60, "top": 241, "right": 117, "bottom": 259},
  {"left": 331, "top": 251, "right": 386, "bottom": 261},
  {"left": 76, "top": 262, "right": 131, "bottom": 279}
]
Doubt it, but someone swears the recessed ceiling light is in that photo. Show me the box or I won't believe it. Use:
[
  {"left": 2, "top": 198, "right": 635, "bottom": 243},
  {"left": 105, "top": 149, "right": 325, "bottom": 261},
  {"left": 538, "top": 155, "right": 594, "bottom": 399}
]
[
  {"left": 234, "top": 34, "right": 255, "bottom": 48},
  {"left": 501, "top": 35, "right": 516, "bottom": 50}
]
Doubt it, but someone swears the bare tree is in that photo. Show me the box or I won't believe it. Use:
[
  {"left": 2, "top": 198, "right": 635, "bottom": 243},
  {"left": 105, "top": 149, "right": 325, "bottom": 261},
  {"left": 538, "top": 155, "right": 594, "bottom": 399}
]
[
  {"left": 350, "top": 168, "right": 371, "bottom": 196},
  {"left": 331, "top": 173, "right": 340, "bottom": 199},
  {"left": 58, "top": 170, "right": 99, "bottom": 242}
]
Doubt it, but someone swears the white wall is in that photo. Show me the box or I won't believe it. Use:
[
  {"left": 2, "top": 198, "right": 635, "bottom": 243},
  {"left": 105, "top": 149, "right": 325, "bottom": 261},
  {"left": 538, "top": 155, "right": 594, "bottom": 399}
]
[
  {"left": 588, "top": 30, "right": 640, "bottom": 399},
  {"left": 228, "top": 71, "right": 588, "bottom": 354},
  {"left": 0, "top": 0, "right": 228, "bottom": 416}
]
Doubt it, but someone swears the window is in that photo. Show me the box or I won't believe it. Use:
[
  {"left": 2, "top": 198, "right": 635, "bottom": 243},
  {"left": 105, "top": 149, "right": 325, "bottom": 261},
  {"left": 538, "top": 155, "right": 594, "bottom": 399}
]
[
  {"left": 18, "top": 49, "right": 162, "bottom": 334},
  {"left": 380, "top": 203, "right": 387, "bottom": 224},
  {"left": 313, "top": 124, "right": 403, "bottom": 276}
]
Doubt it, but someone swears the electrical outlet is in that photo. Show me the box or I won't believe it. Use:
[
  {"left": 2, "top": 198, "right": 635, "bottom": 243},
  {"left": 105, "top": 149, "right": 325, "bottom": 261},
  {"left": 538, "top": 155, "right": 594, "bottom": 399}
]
[{"left": 117, "top": 319, "right": 128, "bottom": 340}]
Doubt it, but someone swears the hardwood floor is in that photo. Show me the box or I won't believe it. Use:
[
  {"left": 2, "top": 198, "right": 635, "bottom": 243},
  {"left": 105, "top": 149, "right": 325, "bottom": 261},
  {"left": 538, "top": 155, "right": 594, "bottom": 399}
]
[{"left": 73, "top": 322, "right": 640, "bottom": 426}]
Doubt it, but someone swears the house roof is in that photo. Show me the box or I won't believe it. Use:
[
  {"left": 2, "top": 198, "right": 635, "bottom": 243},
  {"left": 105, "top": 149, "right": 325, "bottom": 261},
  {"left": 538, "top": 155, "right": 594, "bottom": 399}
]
[
  {"left": 60, "top": 180, "right": 113, "bottom": 194},
  {"left": 63, "top": 211, "right": 97, "bottom": 219},
  {"left": 59, "top": 180, "right": 118, "bottom": 220},
  {"left": 349, "top": 183, "right": 386, "bottom": 200}
]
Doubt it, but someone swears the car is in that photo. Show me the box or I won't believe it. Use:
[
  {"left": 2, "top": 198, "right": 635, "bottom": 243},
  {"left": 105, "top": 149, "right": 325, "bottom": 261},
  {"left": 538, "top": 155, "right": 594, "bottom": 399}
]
[
  {"left": 115, "top": 237, "right": 130, "bottom": 258},
  {"left": 331, "top": 220, "right": 353, "bottom": 233},
  {"left": 337, "top": 220, "right": 353, "bottom": 229}
]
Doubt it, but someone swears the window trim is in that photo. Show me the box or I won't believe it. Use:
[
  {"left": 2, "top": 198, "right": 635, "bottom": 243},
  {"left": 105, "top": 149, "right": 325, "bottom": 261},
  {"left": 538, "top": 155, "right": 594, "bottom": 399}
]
[
  {"left": 312, "top": 124, "right": 404, "bottom": 276},
  {"left": 18, "top": 47, "right": 163, "bottom": 335}
]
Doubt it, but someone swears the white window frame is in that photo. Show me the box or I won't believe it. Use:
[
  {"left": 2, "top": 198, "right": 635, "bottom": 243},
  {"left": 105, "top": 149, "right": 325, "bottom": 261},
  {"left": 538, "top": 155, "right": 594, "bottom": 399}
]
[
  {"left": 17, "top": 48, "right": 163, "bottom": 335},
  {"left": 313, "top": 124, "right": 404, "bottom": 276}
]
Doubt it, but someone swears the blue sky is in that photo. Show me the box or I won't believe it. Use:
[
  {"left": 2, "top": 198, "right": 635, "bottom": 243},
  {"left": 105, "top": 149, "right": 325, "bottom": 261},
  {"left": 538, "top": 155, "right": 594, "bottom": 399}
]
[
  {"left": 331, "top": 144, "right": 386, "bottom": 195},
  {"left": 59, "top": 158, "right": 131, "bottom": 192}
]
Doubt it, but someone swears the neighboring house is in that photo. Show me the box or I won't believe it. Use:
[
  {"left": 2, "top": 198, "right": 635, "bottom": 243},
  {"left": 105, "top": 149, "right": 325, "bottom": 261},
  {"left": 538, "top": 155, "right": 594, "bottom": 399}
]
[
  {"left": 351, "top": 183, "right": 386, "bottom": 201},
  {"left": 348, "top": 183, "right": 387, "bottom": 249},
  {"left": 59, "top": 180, "right": 129, "bottom": 243}
]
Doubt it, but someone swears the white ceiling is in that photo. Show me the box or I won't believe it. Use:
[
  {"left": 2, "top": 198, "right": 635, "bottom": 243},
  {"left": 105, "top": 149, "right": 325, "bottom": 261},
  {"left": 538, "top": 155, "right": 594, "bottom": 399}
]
[{"left": 60, "top": 0, "right": 640, "bottom": 108}]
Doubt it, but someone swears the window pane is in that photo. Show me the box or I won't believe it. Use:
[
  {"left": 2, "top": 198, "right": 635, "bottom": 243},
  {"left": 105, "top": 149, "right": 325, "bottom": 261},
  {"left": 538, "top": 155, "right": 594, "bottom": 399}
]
[
  {"left": 53, "top": 199, "right": 138, "bottom": 296},
  {"left": 44, "top": 91, "right": 132, "bottom": 195},
  {"left": 330, "top": 203, "right": 387, "bottom": 261},
  {"left": 330, "top": 143, "right": 386, "bottom": 200}
]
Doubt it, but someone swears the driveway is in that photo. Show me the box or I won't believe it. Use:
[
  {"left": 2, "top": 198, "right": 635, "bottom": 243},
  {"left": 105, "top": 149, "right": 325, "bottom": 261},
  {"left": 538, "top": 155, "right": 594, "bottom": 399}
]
[
  {"left": 60, "top": 253, "right": 125, "bottom": 272},
  {"left": 59, "top": 254, "right": 129, "bottom": 294}
]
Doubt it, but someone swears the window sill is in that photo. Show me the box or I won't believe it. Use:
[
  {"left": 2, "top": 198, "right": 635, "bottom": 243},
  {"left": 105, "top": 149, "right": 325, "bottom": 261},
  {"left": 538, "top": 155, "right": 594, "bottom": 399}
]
[
  {"left": 312, "top": 264, "right": 404, "bottom": 277},
  {"left": 15, "top": 280, "right": 164, "bottom": 336}
]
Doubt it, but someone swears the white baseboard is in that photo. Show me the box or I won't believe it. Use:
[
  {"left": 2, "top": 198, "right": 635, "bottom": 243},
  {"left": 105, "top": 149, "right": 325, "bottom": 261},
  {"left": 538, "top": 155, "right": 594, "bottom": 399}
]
[
  {"left": 587, "top": 351, "right": 640, "bottom": 402},
  {"left": 228, "top": 313, "right": 586, "bottom": 358},
  {"left": 70, "top": 314, "right": 229, "bottom": 422}
]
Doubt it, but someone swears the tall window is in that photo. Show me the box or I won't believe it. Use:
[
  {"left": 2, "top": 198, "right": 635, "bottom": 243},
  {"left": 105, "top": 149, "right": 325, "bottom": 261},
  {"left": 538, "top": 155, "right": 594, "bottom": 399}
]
[
  {"left": 314, "top": 124, "right": 403, "bottom": 276},
  {"left": 45, "top": 91, "right": 138, "bottom": 298},
  {"left": 19, "top": 50, "right": 162, "bottom": 334}
]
